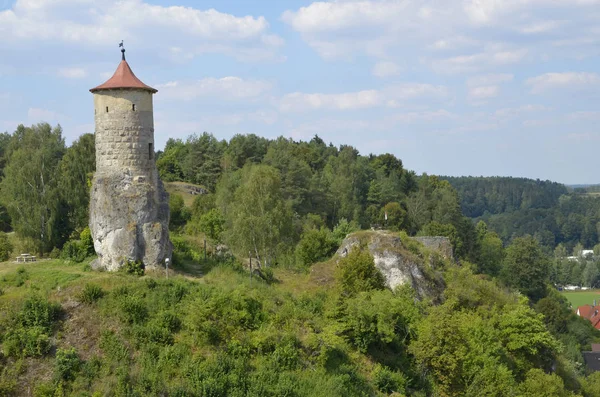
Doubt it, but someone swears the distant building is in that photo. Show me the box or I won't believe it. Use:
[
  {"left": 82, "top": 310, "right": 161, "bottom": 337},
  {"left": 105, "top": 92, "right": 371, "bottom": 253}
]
[
  {"left": 583, "top": 344, "right": 600, "bottom": 373},
  {"left": 576, "top": 304, "right": 600, "bottom": 330}
]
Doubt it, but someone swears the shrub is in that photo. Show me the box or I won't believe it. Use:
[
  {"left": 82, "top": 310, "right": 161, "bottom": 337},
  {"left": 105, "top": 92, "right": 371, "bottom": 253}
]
[
  {"left": 295, "top": 227, "right": 337, "bottom": 267},
  {"left": 0, "top": 232, "right": 13, "bottom": 262},
  {"left": 122, "top": 260, "right": 145, "bottom": 276},
  {"left": 19, "top": 295, "right": 62, "bottom": 331},
  {"left": 332, "top": 218, "right": 359, "bottom": 244},
  {"left": 100, "top": 330, "right": 129, "bottom": 363},
  {"left": 158, "top": 312, "right": 182, "bottom": 333},
  {"left": 336, "top": 249, "right": 386, "bottom": 296},
  {"left": 60, "top": 240, "right": 88, "bottom": 263},
  {"left": 373, "top": 364, "right": 406, "bottom": 394},
  {"left": 3, "top": 326, "right": 51, "bottom": 358},
  {"left": 198, "top": 208, "right": 225, "bottom": 243},
  {"left": 79, "top": 227, "right": 95, "bottom": 256},
  {"left": 55, "top": 348, "right": 81, "bottom": 381},
  {"left": 49, "top": 247, "right": 60, "bottom": 259},
  {"left": 117, "top": 295, "right": 148, "bottom": 324},
  {"left": 78, "top": 284, "right": 105, "bottom": 304}
]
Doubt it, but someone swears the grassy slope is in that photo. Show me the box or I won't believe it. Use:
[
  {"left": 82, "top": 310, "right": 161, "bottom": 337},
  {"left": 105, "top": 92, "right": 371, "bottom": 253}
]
[
  {"left": 164, "top": 181, "right": 206, "bottom": 207},
  {"left": 0, "top": 252, "right": 391, "bottom": 395}
]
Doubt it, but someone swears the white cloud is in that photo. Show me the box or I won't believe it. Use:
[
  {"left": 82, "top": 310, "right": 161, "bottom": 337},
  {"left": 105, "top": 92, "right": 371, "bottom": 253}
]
[
  {"left": 155, "top": 77, "right": 273, "bottom": 101},
  {"left": 372, "top": 61, "right": 400, "bottom": 78},
  {"left": 282, "top": 0, "right": 597, "bottom": 71},
  {"left": 58, "top": 67, "right": 87, "bottom": 79},
  {"left": 280, "top": 90, "right": 381, "bottom": 112},
  {"left": 429, "top": 48, "right": 527, "bottom": 74},
  {"left": 526, "top": 72, "right": 600, "bottom": 93},
  {"left": 0, "top": 0, "right": 283, "bottom": 61},
  {"left": 279, "top": 83, "right": 447, "bottom": 112}
]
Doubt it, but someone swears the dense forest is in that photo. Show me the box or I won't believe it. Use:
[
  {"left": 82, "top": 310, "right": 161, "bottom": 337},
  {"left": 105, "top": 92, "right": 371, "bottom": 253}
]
[
  {"left": 0, "top": 123, "right": 599, "bottom": 396},
  {"left": 444, "top": 176, "right": 600, "bottom": 255}
]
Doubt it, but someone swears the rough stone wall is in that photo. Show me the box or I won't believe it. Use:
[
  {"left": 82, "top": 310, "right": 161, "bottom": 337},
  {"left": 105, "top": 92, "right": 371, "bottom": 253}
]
[
  {"left": 90, "top": 89, "right": 171, "bottom": 271},
  {"left": 93, "top": 90, "right": 155, "bottom": 176}
]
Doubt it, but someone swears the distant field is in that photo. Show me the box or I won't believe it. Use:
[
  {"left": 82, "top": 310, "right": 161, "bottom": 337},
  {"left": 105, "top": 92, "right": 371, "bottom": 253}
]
[{"left": 562, "top": 289, "right": 600, "bottom": 308}]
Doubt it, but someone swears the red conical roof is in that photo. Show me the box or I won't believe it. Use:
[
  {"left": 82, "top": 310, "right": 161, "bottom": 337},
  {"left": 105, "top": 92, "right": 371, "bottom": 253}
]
[{"left": 90, "top": 59, "right": 157, "bottom": 93}]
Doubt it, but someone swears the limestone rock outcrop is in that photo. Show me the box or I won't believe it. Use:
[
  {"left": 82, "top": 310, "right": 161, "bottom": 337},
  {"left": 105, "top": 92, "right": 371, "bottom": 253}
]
[
  {"left": 89, "top": 172, "right": 171, "bottom": 271},
  {"left": 336, "top": 231, "right": 450, "bottom": 299}
]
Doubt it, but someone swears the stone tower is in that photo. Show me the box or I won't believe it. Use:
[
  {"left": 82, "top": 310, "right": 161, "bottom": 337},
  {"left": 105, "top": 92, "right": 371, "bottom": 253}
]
[{"left": 89, "top": 48, "right": 171, "bottom": 271}]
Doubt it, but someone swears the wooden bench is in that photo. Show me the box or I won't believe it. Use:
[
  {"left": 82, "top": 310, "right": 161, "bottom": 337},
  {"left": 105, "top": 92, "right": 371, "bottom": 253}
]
[{"left": 16, "top": 253, "right": 36, "bottom": 263}]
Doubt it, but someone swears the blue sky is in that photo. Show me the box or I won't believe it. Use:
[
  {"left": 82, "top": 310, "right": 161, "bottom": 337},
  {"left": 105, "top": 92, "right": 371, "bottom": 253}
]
[{"left": 0, "top": 0, "right": 599, "bottom": 184}]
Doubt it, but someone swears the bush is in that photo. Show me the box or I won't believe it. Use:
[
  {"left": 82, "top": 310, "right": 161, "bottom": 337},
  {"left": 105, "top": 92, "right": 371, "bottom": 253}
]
[
  {"left": 336, "top": 249, "right": 386, "bottom": 296},
  {"left": 78, "top": 284, "right": 105, "bottom": 304},
  {"left": 19, "top": 295, "right": 62, "bottom": 331},
  {"left": 373, "top": 364, "right": 406, "bottom": 394},
  {"left": 79, "top": 227, "right": 95, "bottom": 256},
  {"left": 3, "top": 326, "right": 51, "bottom": 358},
  {"left": 60, "top": 240, "right": 88, "bottom": 263},
  {"left": 295, "top": 227, "right": 337, "bottom": 267},
  {"left": 117, "top": 295, "right": 148, "bottom": 324},
  {"left": 0, "top": 232, "right": 13, "bottom": 262},
  {"left": 122, "top": 260, "right": 145, "bottom": 276},
  {"left": 49, "top": 247, "right": 60, "bottom": 259},
  {"left": 55, "top": 348, "right": 81, "bottom": 381}
]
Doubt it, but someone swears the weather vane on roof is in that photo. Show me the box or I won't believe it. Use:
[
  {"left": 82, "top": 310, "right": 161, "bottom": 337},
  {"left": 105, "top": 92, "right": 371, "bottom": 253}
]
[{"left": 119, "top": 40, "right": 125, "bottom": 61}]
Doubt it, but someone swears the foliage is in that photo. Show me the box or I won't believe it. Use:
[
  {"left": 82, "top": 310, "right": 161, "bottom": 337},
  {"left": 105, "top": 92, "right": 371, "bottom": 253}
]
[
  {"left": 295, "top": 227, "right": 337, "bottom": 267},
  {"left": 219, "top": 164, "right": 294, "bottom": 267},
  {"left": 0, "top": 123, "right": 66, "bottom": 254},
  {"left": 78, "top": 283, "right": 105, "bottom": 304},
  {"left": 169, "top": 193, "right": 191, "bottom": 231},
  {"left": 336, "top": 248, "right": 386, "bottom": 296},
  {"left": 0, "top": 231, "right": 13, "bottom": 261},
  {"left": 501, "top": 235, "right": 550, "bottom": 302},
  {"left": 122, "top": 260, "right": 145, "bottom": 276},
  {"left": 198, "top": 208, "right": 225, "bottom": 243},
  {"left": 54, "top": 348, "right": 81, "bottom": 381}
]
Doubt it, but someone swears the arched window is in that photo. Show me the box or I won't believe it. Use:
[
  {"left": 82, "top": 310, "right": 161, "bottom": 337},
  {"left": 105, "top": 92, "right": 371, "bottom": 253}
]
[{"left": 132, "top": 104, "right": 136, "bottom": 111}]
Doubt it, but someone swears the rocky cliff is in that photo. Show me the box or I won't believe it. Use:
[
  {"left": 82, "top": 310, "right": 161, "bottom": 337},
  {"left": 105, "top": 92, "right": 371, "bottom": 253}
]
[
  {"left": 89, "top": 171, "right": 172, "bottom": 271},
  {"left": 336, "top": 231, "right": 450, "bottom": 299}
]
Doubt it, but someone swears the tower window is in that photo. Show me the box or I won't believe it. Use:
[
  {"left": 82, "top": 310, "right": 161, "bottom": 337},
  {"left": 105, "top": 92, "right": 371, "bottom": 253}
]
[
  {"left": 132, "top": 104, "right": 136, "bottom": 111},
  {"left": 149, "top": 143, "right": 153, "bottom": 160},
  {"left": 106, "top": 106, "right": 109, "bottom": 113}
]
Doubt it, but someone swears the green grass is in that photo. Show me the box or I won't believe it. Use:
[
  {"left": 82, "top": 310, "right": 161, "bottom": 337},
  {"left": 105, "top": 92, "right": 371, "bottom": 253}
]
[{"left": 562, "top": 289, "right": 600, "bottom": 308}]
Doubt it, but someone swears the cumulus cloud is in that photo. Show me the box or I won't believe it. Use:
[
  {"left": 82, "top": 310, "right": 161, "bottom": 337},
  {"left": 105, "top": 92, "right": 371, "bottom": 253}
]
[
  {"left": 155, "top": 77, "right": 273, "bottom": 101},
  {"left": 526, "top": 72, "right": 600, "bottom": 93},
  {"left": 0, "top": 0, "right": 283, "bottom": 61},
  {"left": 282, "top": 0, "right": 598, "bottom": 72}
]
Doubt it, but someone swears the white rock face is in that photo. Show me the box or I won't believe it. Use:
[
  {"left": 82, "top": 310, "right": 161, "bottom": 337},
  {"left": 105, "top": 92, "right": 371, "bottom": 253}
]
[
  {"left": 337, "top": 231, "right": 450, "bottom": 299},
  {"left": 89, "top": 171, "right": 171, "bottom": 271}
]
